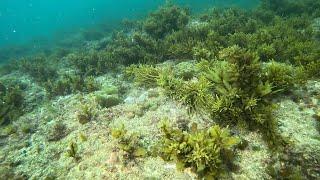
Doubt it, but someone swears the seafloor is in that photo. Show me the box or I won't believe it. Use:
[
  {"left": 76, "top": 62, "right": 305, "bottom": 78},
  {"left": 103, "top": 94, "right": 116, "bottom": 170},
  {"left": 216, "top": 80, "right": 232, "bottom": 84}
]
[{"left": 0, "top": 62, "right": 319, "bottom": 179}]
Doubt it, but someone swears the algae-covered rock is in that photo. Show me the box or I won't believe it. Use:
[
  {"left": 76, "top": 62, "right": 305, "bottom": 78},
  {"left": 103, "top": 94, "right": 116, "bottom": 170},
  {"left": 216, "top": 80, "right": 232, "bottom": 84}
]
[
  {"left": 175, "top": 61, "right": 197, "bottom": 80},
  {"left": 0, "top": 83, "right": 25, "bottom": 126},
  {"left": 0, "top": 124, "right": 17, "bottom": 137},
  {"left": 77, "top": 103, "right": 95, "bottom": 124},
  {"left": 20, "top": 121, "right": 36, "bottom": 134},
  {"left": 102, "top": 85, "right": 118, "bottom": 95},
  {"left": 96, "top": 95, "right": 122, "bottom": 108},
  {"left": 95, "top": 85, "right": 122, "bottom": 108},
  {"left": 47, "top": 123, "right": 69, "bottom": 141}
]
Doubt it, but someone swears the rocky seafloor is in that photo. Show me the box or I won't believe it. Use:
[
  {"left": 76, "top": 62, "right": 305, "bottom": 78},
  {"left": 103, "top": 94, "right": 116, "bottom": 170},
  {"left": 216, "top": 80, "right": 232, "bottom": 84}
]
[{"left": 0, "top": 61, "right": 319, "bottom": 179}]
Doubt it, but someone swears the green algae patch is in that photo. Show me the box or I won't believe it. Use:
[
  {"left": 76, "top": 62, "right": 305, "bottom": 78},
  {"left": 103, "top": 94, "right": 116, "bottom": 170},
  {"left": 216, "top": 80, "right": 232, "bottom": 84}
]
[{"left": 156, "top": 121, "right": 239, "bottom": 179}]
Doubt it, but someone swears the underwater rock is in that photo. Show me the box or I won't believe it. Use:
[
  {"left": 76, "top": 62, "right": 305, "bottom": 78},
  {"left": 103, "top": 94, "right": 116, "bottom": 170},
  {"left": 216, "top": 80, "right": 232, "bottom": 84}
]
[
  {"left": 47, "top": 123, "right": 69, "bottom": 141},
  {"left": 0, "top": 124, "right": 17, "bottom": 137},
  {"left": 102, "top": 85, "right": 118, "bottom": 95},
  {"left": 124, "top": 91, "right": 148, "bottom": 105},
  {"left": 96, "top": 95, "right": 121, "bottom": 109},
  {"left": 175, "top": 61, "right": 197, "bottom": 80}
]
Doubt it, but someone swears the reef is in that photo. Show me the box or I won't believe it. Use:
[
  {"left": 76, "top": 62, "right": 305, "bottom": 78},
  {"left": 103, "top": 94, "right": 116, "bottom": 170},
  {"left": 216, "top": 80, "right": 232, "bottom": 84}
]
[{"left": 0, "top": 0, "right": 320, "bottom": 179}]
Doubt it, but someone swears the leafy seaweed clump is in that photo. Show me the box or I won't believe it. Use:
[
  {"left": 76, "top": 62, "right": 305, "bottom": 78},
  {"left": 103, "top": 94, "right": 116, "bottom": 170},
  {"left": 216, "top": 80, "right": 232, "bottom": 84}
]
[
  {"left": 18, "top": 56, "right": 58, "bottom": 83},
  {"left": 68, "top": 51, "right": 116, "bottom": 76},
  {"left": 0, "top": 83, "right": 25, "bottom": 126},
  {"left": 111, "top": 124, "right": 147, "bottom": 165},
  {"left": 174, "top": 76, "right": 212, "bottom": 114},
  {"left": 125, "top": 64, "right": 162, "bottom": 88},
  {"left": 156, "top": 121, "right": 239, "bottom": 179},
  {"left": 47, "top": 122, "right": 68, "bottom": 141},
  {"left": 44, "top": 74, "right": 100, "bottom": 98},
  {"left": 77, "top": 103, "right": 96, "bottom": 124},
  {"left": 66, "top": 141, "right": 80, "bottom": 160},
  {"left": 260, "top": 0, "right": 320, "bottom": 18},
  {"left": 262, "top": 61, "right": 300, "bottom": 92},
  {"left": 125, "top": 64, "right": 203, "bottom": 111},
  {"left": 144, "top": 4, "right": 190, "bottom": 39},
  {"left": 193, "top": 47, "right": 275, "bottom": 131},
  {"left": 204, "top": 46, "right": 283, "bottom": 147},
  {"left": 107, "top": 32, "right": 161, "bottom": 65}
]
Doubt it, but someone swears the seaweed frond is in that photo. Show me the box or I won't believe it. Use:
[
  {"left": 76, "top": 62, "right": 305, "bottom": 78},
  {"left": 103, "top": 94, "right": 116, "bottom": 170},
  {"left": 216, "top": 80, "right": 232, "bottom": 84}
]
[
  {"left": 111, "top": 125, "right": 147, "bottom": 165},
  {"left": 156, "top": 121, "right": 239, "bottom": 179}
]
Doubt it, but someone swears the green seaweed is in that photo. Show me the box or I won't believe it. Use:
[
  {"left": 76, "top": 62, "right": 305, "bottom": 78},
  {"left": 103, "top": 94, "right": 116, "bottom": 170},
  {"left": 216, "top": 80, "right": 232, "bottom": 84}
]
[
  {"left": 68, "top": 51, "right": 117, "bottom": 76},
  {"left": 128, "top": 46, "right": 285, "bottom": 148},
  {"left": 144, "top": 4, "right": 190, "bottom": 39},
  {"left": 47, "top": 122, "right": 68, "bottom": 141},
  {"left": 111, "top": 124, "right": 147, "bottom": 165},
  {"left": 125, "top": 64, "right": 161, "bottom": 88},
  {"left": 66, "top": 141, "right": 80, "bottom": 160},
  {"left": 77, "top": 103, "right": 96, "bottom": 124},
  {"left": 156, "top": 121, "right": 239, "bottom": 179},
  {"left": 262, "top": 61, "right": 297, "bottom": 92},
  {"left": 96, "top": 95, "right": 121, "bottom": 109},
  {"left": 0, "top": 84, "right": 25, "bottom": 126},
  {"left": 44, "top": 73, "right": 100, "bottom": 98},
  {"left": 175, "top": 76, "right": 212, "bottom": 114},
  {"left": 18, "top": 56, "right": 58, "bottom": 83},
  {"left": 107, "top": 31, "right": 160, "bottom": 65}
]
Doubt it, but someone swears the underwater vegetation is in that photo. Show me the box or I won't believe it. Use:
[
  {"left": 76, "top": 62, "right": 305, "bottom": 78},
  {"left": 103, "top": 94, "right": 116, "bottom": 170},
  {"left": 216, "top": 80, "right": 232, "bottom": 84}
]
[
  {"left": 0, "top": 0, "right": 320, "bottom": 179},
  {"left": 106, "top": 31, "right": 162, "bottom": 65},
  {"left": 77, "top": 102, "right": 97, "bottom": 124},
  {"left": 44, "top": 73, "right": 100, "bottom": 98},
  {"left": 156, "top": 121, "right": 239, "bottom": 179},
  {"left": 143, "top": 4, "right": 190, "bottom": 39},
  {"left": 68, "top": 51, "right": 117, "bottom": 76},
  {"left": 47, "top": 122, "right": 69, "bottom": 141},
  {"left": 18, "top": 56, "right": 58, "bottom": 83},
  {"left": 125, "top": 64, "right": 162, "bottom": 88},
  {"left": 260, "top": 0, "right": 320, "bottom": 17},
  {"left": 117, "top": 1, "right": 320, "bottom": 178},
  {"left": 66, "top": 141, "right": 80, "bottom": 160},
  {"left": 0, "top": 83, "right": 25, "bottom": 126},
  {"left": 111, "top": 124, "right": 147, "bottom": 165},
  {"left": 126, "top": 46, "right": 285, "bottom": 147}
]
